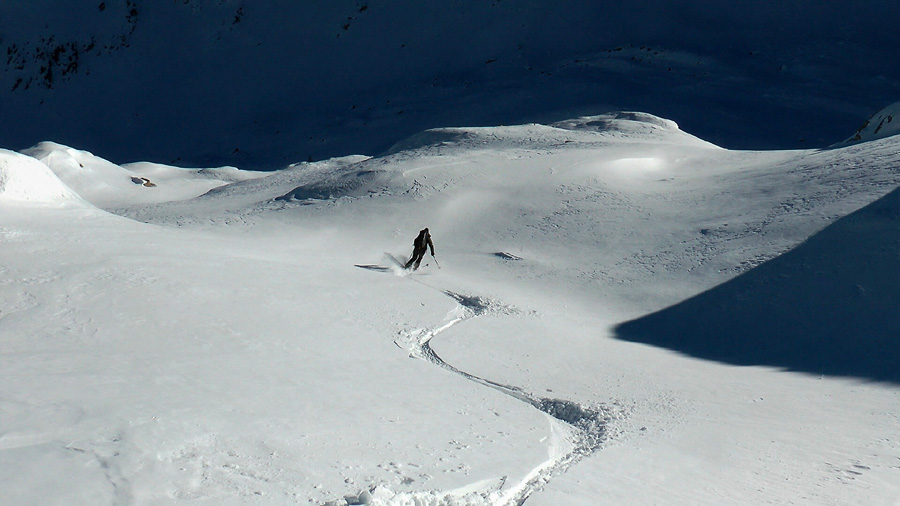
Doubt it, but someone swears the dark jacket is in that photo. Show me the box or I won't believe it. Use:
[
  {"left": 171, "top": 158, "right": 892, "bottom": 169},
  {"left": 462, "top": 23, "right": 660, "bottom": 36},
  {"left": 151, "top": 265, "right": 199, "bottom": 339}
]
[{"left": 414, "top": 228, "right": 435, "bottom": 256}]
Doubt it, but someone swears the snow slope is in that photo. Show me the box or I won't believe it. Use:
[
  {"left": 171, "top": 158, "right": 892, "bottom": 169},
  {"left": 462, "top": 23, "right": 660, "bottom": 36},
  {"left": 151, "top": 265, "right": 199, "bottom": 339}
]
[{"left": 1, "top": 112, "right": 899, "bottom": 505}]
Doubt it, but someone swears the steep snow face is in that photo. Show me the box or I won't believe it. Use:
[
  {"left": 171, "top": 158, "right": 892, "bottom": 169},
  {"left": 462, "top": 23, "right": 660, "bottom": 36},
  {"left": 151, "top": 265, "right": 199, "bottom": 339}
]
[
  {"left": 839, "top": 101, "right": 900, "bottom": 145},
  {"left": 2, "top": 2, "right": 900, "bottom": 167},
  {"left": 0, "top": 149, "right": 84, "bottom": 206}
]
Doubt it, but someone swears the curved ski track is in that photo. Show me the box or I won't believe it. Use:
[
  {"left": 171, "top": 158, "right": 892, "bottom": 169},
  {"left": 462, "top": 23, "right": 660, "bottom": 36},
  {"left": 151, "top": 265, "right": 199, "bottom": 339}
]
[{"left": 334, "top": 275, "right": 618, "bottom": 506}]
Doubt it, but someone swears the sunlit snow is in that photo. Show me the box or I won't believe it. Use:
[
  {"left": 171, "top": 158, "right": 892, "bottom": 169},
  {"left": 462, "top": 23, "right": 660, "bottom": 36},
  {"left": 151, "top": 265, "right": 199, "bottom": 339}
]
[{"left": 2, "top": 109, "right": 898, "bottom": 505}]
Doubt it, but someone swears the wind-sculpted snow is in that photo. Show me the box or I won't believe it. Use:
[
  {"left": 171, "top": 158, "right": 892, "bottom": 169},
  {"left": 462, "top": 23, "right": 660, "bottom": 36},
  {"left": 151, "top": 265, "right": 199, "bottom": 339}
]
[
  {"left": 0, "top": 149, "right": 84, "bottom": 206},
  {"left": 552, "top": 112, "right": 682, "bottom": 139},
  {"left": 277, "top": 169, "right": 394, "bottom": 202}
]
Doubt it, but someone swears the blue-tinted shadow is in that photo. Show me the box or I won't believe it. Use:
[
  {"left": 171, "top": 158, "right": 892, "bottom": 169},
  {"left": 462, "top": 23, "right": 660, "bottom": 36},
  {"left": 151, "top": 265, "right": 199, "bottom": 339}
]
[{"left": 615, "top": 186, "right": 900, "bottom": 384}]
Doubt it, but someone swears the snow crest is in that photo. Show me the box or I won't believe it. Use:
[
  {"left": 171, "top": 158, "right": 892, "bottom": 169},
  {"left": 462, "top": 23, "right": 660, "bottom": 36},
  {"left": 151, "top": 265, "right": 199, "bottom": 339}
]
[
  {"left": 839, "top": 101, "right": 900, "bottom": 145},
  {"left": 552, "top": 111, "right": 680, "bottom": 132},
  {"left": 552, "top": 112, "right": 720, "bottom": 148},
  {"left": 0, "top": 148, "right": 85, "bottom": 206}
]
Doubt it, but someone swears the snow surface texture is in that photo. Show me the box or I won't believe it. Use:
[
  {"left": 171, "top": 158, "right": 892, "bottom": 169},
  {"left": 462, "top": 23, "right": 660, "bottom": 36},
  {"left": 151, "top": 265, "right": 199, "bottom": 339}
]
[
  {"left": 2, "top": 2, "right": 900, "bottom": 167},
  {"left": 1, "top": 112, "right": 899, "bottom": 505}
]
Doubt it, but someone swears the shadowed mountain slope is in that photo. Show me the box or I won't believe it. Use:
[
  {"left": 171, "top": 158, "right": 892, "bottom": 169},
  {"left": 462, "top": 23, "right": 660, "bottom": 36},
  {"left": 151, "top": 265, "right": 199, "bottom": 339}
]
[{"left": 2, "top": 1, "right": 899, "bottom": 168}]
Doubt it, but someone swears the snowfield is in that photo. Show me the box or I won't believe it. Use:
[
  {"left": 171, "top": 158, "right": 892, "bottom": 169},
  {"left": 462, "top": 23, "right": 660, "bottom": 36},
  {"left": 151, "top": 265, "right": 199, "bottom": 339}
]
[{"left": 1, "top": 112, "right": 899, "bottom": 505}]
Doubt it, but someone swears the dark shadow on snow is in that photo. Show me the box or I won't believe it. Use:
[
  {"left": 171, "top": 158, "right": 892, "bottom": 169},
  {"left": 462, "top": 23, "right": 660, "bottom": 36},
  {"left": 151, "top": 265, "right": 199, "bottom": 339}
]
[
  {"left": 354, "top": 264, "right": 391, "bottom": 272},
  {"left": 615, "top": 186, "right": 900, "bottom": 384}
]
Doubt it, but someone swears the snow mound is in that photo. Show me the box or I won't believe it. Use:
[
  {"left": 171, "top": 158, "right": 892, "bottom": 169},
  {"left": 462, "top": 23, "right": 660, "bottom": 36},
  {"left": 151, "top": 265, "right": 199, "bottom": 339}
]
[
  {"left": 275, "top": 156, "right": 389, "bottom": 202},
  {"left": 386, "top": 113, "right": 717, "bottom": 155},
  {"left": 22, "top": 141, "right": 153, "bottom": 206},
  {"left": 277, "top": 168, "right": 392, "bottom": 202},
  {"left": 0, "top": 149, "right": 85, "bottom": 206},
  {"left": 21, "top": 142, "right": 267, "bottom": 208},
  {"left": 552, "top": 112, "right": 719, "bottom": 148},
  {"left": 838, "top": 101, "right": 900, "bottom": 145},
  {"left": 385, "top": 129, "right": 477, "bottom": 154},
  {"left": 124, "top": 162, "right": 263, "bottom": 184}
]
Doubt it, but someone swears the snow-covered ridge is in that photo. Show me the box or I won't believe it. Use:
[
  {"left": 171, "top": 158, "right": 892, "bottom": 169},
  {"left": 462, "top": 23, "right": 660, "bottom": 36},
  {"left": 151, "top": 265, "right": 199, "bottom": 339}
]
[
  {"left": 837, "top": 101, "right": 900, "bottom": 146},
  {"left": 19, "top": 141, "right": 267, "bottom": 208},
  {"left": 3, "top": 105, "right": 895, "bottom": 213},
  {"left": 3, "top": 112, "right": 715, "bottom": 212}
]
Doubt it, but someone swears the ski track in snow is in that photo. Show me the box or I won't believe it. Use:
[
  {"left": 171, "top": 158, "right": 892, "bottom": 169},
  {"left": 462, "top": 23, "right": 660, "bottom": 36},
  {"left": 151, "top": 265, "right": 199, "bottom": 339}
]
[{"left": 333, "top": 275, "right": 617, "bottom": 506}]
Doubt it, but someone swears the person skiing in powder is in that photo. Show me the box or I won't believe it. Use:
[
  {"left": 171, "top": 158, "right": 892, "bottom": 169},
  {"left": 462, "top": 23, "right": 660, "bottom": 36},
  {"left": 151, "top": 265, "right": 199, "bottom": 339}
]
[{"left": 405, "top": 227, "right": 435, "bottom": 270}]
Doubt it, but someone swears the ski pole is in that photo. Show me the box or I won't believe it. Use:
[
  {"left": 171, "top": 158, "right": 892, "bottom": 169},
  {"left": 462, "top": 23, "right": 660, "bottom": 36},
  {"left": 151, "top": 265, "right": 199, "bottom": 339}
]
[{"left": 432, "top": 255, "right": 441, "bottom": 269}]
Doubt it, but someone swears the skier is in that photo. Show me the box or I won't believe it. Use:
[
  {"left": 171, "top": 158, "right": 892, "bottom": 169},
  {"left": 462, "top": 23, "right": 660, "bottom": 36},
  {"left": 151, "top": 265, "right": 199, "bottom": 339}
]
[{"left": 405, "top": 227, "right": 435, "bottom": 270}]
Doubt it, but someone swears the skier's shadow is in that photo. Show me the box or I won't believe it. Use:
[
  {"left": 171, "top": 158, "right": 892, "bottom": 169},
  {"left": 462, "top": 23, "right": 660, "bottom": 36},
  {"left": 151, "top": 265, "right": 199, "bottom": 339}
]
[
  {"left": 355, "top": 254, "right": 411, "bottom": 273},
  {"left": 354, "top": 264, "right": 391, "bottom": 272},
  {"left": 615, "top": 186, "right": 900, "bottom": 384}
]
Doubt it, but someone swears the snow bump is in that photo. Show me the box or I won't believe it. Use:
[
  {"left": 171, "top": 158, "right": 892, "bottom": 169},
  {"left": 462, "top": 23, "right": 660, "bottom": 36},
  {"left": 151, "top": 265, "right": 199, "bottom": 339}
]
[{"left": 0, "top": 149, "right": 85, "bottom": 206}]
